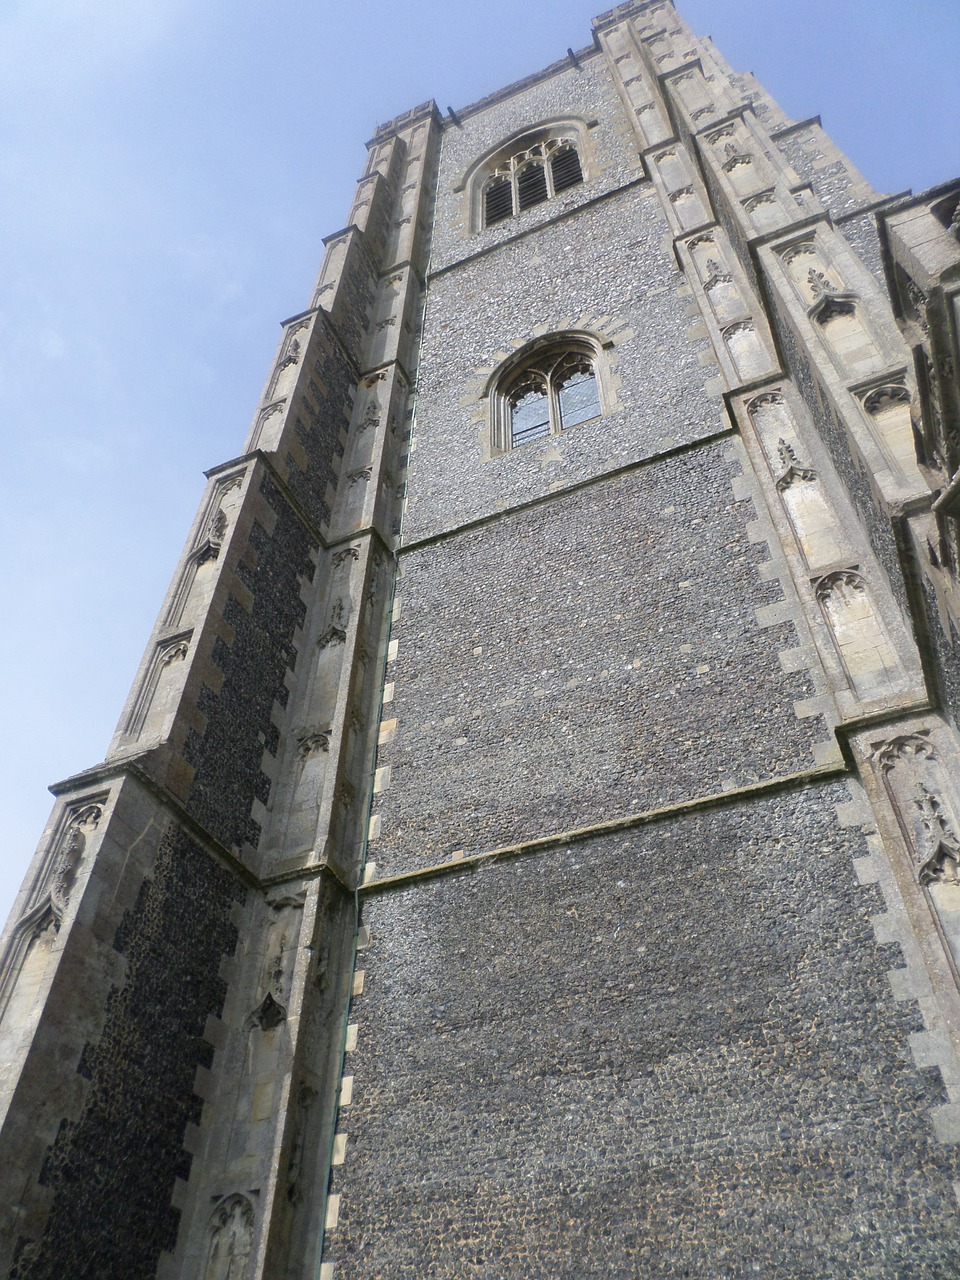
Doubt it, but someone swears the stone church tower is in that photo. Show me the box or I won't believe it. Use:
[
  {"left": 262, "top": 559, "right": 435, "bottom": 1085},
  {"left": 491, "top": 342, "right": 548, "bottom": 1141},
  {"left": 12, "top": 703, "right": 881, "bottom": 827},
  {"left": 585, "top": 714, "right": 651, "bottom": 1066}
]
[{"left": 4, "top": 2, "right": 960, "bottom": 1275}]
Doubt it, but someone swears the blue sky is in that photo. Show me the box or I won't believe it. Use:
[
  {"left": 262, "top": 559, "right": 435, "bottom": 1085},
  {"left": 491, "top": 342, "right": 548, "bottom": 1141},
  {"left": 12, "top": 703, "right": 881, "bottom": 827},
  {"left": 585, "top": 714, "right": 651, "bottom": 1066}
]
[{"left": 2, "top": 0, "right": 958, "bottom": 925}]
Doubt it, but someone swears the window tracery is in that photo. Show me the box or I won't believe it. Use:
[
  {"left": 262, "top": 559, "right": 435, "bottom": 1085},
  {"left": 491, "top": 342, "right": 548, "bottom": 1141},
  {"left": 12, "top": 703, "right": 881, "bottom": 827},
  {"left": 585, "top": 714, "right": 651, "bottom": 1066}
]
[
  {"left": 481, "top": 136, "right": 584, "bottom": 227},
  {"left": 492, "top": 340, "right": 602, "bottom": 452}
]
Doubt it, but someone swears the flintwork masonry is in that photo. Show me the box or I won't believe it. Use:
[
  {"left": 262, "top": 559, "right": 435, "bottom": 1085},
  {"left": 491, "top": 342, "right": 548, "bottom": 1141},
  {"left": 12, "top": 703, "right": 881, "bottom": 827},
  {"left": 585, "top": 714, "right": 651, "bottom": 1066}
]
[{"left": 3, "top": 4, "right": 960, "bottom": 1277}]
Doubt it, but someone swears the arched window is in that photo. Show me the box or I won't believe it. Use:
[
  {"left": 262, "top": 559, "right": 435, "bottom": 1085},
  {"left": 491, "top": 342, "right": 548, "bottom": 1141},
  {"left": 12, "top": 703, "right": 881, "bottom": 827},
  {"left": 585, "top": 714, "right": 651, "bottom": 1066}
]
[
  {"left": 493, "top": 340, "right": 602, "bottom": 452},
  {"left": 481, "top": 137, "right": 584, "bottom": 227}
]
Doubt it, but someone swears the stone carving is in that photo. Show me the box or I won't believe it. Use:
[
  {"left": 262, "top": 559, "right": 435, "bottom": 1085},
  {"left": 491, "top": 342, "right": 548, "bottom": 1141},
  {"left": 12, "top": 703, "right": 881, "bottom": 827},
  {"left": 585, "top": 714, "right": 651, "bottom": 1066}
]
[
  {"left": 669, "top": 186, "right": 695, "bottom": 203},
  {"left": 706, "top": 125, "right": 736, "bottom": 145},
  {"left": 318, "top": 599, "right": 347, "bottom": 651},
  {"left": 745, "top": 190, "right": 776, "bottom": 211},
  {"left": 873, "top": 733, "right": 960, "bottom": 886},
  {"left": 914, "top": 784, "right": 960, "bottom": 886},
  {"left": 376, "top": 317, "right": 397, "bottom": 331},
  {"left": 807, "top": 268, "right": 838, "bottom": 299},
  {"left": 357, "top": 403, "right": 380, "bottom": 433},
  {"left": 722, "top": 142, "right": 751, "bottom": 170},
  {"left": 279, "top": 339, "right": 301, "bottom": 370},
  {"left": 204, "top": 1194, "right": 254, "bottom": 1280},
  {"left": 333, "top": 546, "right": 361, "bottom": 566},
  {"left": 863, "top": 383, "right": 911, "bottom": 416},
  {"left": 814, "top": 567, "right": 864, "bottom": 606},
  {"left": 775, "top": 438, "right": 817, "bottom": 490},
  {"left": 297, "top": 729, "right": 331, "bottom": 758},
  {"left": 160, "top": 639, "right": 189, "bottom": 667},
  {"left": 873, "top": 731, "right": 936, "bottom": 773},
  {"left": 348, "top": 467, "right": 373, "bottom": 486},
  {"left": 746, "top": 390, "right": 784, "bottom": 414},
  {"left": 247, "top": 894, "right": 304, "bottom": 1031},
  {"left": 46, "top": 803, "right": 102, "bottom": 928},
  {"left": 691, "top": 106, "right": 713, "bottom": 120},
  {"left": 780, "top": 240, "right": 816, "bottom": 266}
]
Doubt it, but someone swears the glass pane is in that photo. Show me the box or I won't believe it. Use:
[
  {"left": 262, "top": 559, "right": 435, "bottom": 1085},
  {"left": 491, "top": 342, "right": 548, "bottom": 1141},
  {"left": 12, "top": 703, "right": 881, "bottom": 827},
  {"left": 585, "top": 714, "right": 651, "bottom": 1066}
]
[
  {"left": 510, "top": 387, "right": 551, "bottom": 446},
  {"left": 557, "top": 369, "right": 600, "bottom": 430},
  {"left": 517, "top": 162, "right": 548, "bottom": 211}
]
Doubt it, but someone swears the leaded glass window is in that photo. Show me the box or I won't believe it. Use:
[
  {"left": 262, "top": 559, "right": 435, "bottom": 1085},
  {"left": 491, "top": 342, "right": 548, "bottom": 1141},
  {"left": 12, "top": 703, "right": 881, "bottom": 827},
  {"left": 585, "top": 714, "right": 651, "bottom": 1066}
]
[{"left": 500, "top": 345, "right": 602, "bottom": 450}]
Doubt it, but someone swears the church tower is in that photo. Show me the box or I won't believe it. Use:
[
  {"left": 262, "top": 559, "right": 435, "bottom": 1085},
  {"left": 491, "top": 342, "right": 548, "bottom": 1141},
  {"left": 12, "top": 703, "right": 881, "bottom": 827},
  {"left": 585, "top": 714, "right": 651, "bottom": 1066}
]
[{"left": 5, "top": 3, "right": 960, "bottom": 1275}]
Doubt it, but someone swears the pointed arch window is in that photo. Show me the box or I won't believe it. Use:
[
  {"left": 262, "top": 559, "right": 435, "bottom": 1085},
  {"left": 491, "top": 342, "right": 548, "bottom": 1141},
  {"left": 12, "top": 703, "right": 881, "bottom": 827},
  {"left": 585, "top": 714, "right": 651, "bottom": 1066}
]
[
  {"left": 481, "top": 139, "right": 584, "bottom": 227},
  {"left": 493, "top": 341, "right": 602, "bottom": 452}
]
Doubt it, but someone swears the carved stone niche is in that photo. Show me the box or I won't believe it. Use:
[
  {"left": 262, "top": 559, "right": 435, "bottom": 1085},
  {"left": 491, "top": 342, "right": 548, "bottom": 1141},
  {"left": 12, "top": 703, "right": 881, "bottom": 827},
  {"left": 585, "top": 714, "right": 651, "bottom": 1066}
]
[
  {"left": 2, "top": 799, "right": 104, "bottom": 985},
  {"left": 700, "top": 256, "right": 742, "bottom": 322},
  {"left": 772, "top": 439, "right": 843, "bottom": 570},
  {"left": 722, "top": 320, "right": 769, "bottom": 382},
  {"left": 245, "top": 892, "right": 305, "bottom": 1033},
  {"left": 859, "top": 382, "right": 921, "bottom": 483},
  {"left": 652, "top": 148, "right": 687, "bottom": 192},
  {"left": 814, "top": 569, "right": 906, "bottom": 700},
  {"left": 813, "top": 296, "right": 880, "bottom": 379},
  {"left": 743, "top": 189, "right": 779, "bottom": 229},
  {"left": 203, "top": 1194, "right": 255, "bottom": 1280},
  {"left": 872, "top": 731, "right": 960, "bottom": 975},
  {"left": 778, "top": 241, "right": 837, "bottom": 306}
]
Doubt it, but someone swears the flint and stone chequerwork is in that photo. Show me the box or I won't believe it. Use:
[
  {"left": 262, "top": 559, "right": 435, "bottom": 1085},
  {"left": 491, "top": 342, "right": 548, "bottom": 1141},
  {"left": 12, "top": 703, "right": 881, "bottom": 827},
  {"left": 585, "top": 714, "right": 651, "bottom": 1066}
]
[{"left": 4, "top": 4, "right": 960, "bottom": 1277}]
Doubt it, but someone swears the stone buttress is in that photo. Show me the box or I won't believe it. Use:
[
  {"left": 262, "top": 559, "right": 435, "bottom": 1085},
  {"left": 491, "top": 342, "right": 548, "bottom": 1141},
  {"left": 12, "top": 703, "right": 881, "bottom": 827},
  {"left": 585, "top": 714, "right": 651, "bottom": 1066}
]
[{"left": 0, "top": 100, "right": 440, "bottom": 1280}]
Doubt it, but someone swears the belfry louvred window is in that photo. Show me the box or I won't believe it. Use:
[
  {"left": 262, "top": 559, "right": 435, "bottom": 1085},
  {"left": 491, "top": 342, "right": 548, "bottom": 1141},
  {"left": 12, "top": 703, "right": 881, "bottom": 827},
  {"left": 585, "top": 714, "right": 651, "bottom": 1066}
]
[
  {"left": 482, "top": 139, "right": 583, "bottom": 227},
  {"left": 498, "top": 344, "right": 601, "bottom": 451}
]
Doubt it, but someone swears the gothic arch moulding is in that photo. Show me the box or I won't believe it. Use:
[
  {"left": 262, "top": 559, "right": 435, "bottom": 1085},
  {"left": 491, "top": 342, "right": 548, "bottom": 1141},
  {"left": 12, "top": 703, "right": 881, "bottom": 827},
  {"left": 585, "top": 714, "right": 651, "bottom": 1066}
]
[{"left": 455, "top": 117, "right": 596, "bottom": 233}]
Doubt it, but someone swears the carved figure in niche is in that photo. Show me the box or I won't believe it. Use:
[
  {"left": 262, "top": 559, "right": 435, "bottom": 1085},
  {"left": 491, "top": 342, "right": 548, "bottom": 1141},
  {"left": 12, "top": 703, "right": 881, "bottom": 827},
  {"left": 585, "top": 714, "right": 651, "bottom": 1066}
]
[
  {"left": 915, "top": 783, "right": 960, "bottom": 886},
  {"left": 204, "top": 1194, "right": 254, "bottom": 1280}
]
